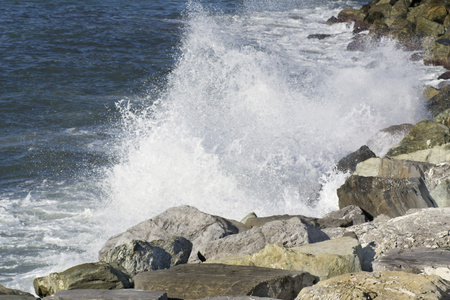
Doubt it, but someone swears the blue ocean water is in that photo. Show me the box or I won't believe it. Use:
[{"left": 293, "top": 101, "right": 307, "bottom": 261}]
[{"left": 0, "top": 0, "right": 442, "bottom": 294}]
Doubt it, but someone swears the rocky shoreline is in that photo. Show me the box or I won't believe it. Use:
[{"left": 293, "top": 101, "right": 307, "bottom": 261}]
[{"left": 3, "top": 0, "right": 450, "bottom": 299}]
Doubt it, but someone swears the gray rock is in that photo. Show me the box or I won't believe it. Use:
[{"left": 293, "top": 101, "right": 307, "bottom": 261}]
[
  {"left": 373, "top": 247, "right": 450, "bottom": 281},
  {"left": 100, "top": 237, "right": 192, "bottom": 277},
  {"left": 336, "top": 145, "right": 376, "bottom": 173},
  {"left": 134, "top": 264, "right": 318, "bottom": 300},
  {"left": 195, "top": 217, "right": 329, "bottom": 263},
  {"left": 43, "top": 289, "right": 167, "bottom": 300},
  {"left": 0, "top": 284, "right": 36, "bottom": 300},
  {"left": 322, "top": 208, "right": 450, "bottom": 271},
  {"left": 98, "top": 206, "right": 247, "bottom": 263},
  {"left": 242, "top": 214, "right": 352, "bottom": 230},
  {"left": 321, "top": 205, "right": 369, "bottom": 225},
  {"left": 296, "top": 271, "right": 450, "bottom": 300},
  {"left": 34, "top": 262, "right": 132, "bottom": 298}
]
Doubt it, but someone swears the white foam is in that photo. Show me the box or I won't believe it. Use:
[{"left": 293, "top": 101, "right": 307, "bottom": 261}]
[{"left": 103, "top": 2, "right": 431, "bottom": 228}]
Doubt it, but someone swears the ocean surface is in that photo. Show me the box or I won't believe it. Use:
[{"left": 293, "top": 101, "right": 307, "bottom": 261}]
[{"left": 0, "top": 0, "right": 444, "bottom": 294}]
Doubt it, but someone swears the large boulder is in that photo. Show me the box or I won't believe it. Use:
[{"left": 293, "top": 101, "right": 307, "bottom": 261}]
[
  {"left": 295, "top": 271, "right": 450, "bottom": 300},
  {"left": 100, "top": 237, "right": 192, "bottom": 276},
  {"left": 427, "top": 84, "right": 450, "bottom": 116},
  {"left": 337, "top": 157, "right": 435, "bottom": 218},
  {"left": 42, "top": 289, "right": 167, "bottom": 300},
  {"left": 0, "top": 284, "right": 36, "bottom": 299},
  {"left": 373, "top": 247, "right": 450, "bottom": 281},
  {"left": 134, "top": 264, "right": 319, "bottom": 300},
  {"left": 98, "top": 206, "right": 247, "bottom": 262},
  {"left": 322, "top": 208, "right": 450, "bottom": 271},
  {"left": 335, "top": 145, "right": 376, "bottom": 174},
  {"left": 33, "top": 262, "right": 132, "bottom": 298},
  {"left": 386, "top": 120, "right": 450, "bottom": 157},
  {"left": 206, "top": 235, "right": 363, "bottom": 280},
  {"left": 194, "top": 217, "right": 329, "bottom": 263}
]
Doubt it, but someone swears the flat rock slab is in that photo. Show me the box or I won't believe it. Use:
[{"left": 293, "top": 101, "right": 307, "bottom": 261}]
[
  {"left": 134, "top": 263, "right": 318, "bottom": 300},
  {"left": 43, "top": 289, "right": 167, "bottom": 300},
  {"left": 373, "top": 247, "right": 450, "bottom": 280}
]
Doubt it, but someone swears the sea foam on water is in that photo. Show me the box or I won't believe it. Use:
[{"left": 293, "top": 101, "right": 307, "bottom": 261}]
[{"left": 102, "top": 1, "right": 431, "bottom": 232}]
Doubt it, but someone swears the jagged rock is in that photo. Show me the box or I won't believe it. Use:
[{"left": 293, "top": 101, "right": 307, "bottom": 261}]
[
  {"left": 98, "top": 206, "right": 248, "bottom": 263},
  {"left": 134, "top": 264, "right": 318, "bottom": 300},
  {"left": 391, "top": 144, "right": 450, "bottom": 164},
  {"left": 34, "top": 262, "right": 132, "bottom": 298},
  {"left": 373, "top": 247, "right": 450, "bottom": 281},
  {"left": 424, "top": 85, "right": 441, "bottom": 101},
  {"left": 386, "top": 120, "right": 450, "bottom": 157},
  {"left": 0, "top": 284, "right": 36, "bottom": 299},
  {"left": 416, "top": 17, "right": 445, "bottom": 36},
  {"left": 336, "top": 145, "right": 376, "bottom": 174},
  {"left": 337, "top": 8, "right": 367, "bottom": 22},
  {"left": 338, "top": 157, "right": 435, "bottom": 218},
  {"left": 206, "top": 236, "right": 363, "bottom": 280},
  {"left": 321, "top": 205, "right": 369, "bottom": 225},
  {"left": 100, "top": 237, "right": 192, "bottom": 276},
  {"left": 366, "top": 123, "right": 413, "bottom": 157},
  {"left": 295, "top": 271, "right": 450, "bottom": 300},
  {"left": 42, "top": 289, "right": 167, "bottom": 300},
  {"left": 425, "top": 38, "right": 450, "bottom": 75},
  {"left": 194, "top": 217, "right": 329, "bottom": 263},
  {"left": 322, "top": 208, "right": 450, "bottom": 271},
  {"left": 435, "top": 108, "right": 450, "bottom": 128}
]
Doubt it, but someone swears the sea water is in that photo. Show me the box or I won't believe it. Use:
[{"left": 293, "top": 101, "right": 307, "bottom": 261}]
[{"left": 0, "top": 0, "right": 444, "bottom": 293}]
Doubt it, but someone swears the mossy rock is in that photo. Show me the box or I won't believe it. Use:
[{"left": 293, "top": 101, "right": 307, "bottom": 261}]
[
  {"left": 434, "top": 108, "right": 450, "bottom": 127},
  {"left": 427, "top": 84, "right": 450, "bottom": 115},
  {"left": 338, "top": 8, "right": 367, "bottom": 22},
  {"left": 386, "top": 120, "right": 450, "bottom": 156}
]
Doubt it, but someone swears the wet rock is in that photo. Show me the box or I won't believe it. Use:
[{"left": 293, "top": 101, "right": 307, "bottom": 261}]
[
  {"left": 100, "top": 237, "right": 192, "bottom": 277},
  {"left": 194, "top": 217, "right": 329, "bottom": 263},
  {"left": 207, "top": 236, "right": 363, "bottom": 280},
  {"left": 373, "top": 247, "right": 450, "bottom": 281},
  {"left": 438, "top": 72, "right": 450, "bottom": 80},
  {"left": 416, "top": 17, "right": 445, "bottom": 36},
  {"left": 42, "top": 289, "right": 167, "bottom": 300},
  {"left": 366, "top": 123, "right": 413, "bottom": 156},
  {"left": 296, "top": 271, "right": 450, "bottom": 300},
  {"left": 337, "top": 8, "right": 367, "bottom": 22},
  {"left": 424, "top": 85, "right": 441, "bottom": 101},
  {"left": 34, "top": 262, "right": 132, "bottom": 298},
  {"left": 0, "top": 284, "right": 36, "bottom": 299},
  {"left": 386, "top": 120, "right": 450, "bottom": 157},
  {"left": 98, "top": 205, "right": 248, "bottom": 263},
  {"left": 336, "top": 145, "right": 376, "bottom": 174},
  {"left": 134, "top": 264, "right": 318, "bottom": 300},
  {"left": 306, "top": 34, "right": 331, "bottom": 40},
  {"left": 427, "top": 85, "right": 450, "bottom": 116}
]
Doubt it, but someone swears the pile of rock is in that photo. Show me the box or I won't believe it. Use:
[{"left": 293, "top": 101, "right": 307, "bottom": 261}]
[{"left": 27, "top": 204, "right": 449, "bottom": 299}]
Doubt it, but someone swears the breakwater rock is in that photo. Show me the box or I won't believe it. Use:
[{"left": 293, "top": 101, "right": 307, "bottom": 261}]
[{"left": 31, "top": 205, "right": 450, "bottom": 299}]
